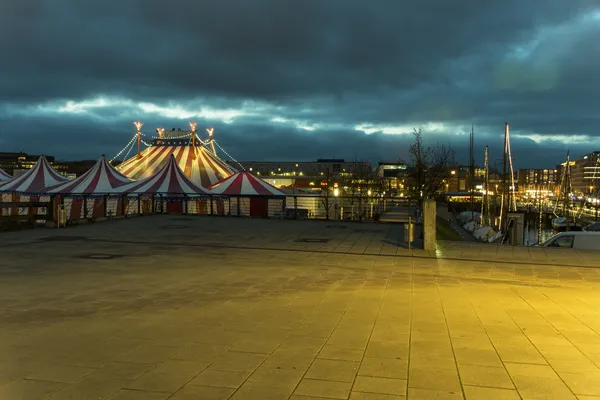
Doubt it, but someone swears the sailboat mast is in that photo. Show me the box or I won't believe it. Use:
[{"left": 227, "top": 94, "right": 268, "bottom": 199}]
[
  {"left": 501, "top": 122, "right": 509, "bottom": 230},
  {"left": 565, "top": 152, "right": 571, "bottom": 232},
  {"left": 470, "top": 125, "right": 475, "bottom": 218},
  {"left": 484, "top": 145, "right": 489, "bottom": 226}
]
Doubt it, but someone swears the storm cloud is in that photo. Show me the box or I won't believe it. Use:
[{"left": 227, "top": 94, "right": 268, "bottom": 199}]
[{"left": 0, "top": 0, "right": 599, "bottom": 168}]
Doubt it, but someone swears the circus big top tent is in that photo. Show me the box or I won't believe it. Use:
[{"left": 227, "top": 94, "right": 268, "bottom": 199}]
[
  {"left": 209, "top": 171, "right": 285, "bottom": 217},
  {"left": 209, "top": 171, "right": 285, "bottom": 196},
  {"left": 0, "top": 156, "right": 69, "bottom": 218},
  {"left": 41, "top": 156, "right": 134, "bottom": 220},
  {"left": 43, "top": 156, "right": 132, "bottom": 195},
  {"left": 118, "top": 155, "right": 212, "bottom": 214},
  {"left": 119, "top": 155, "right": 209, "bottom": 196},
  {"left": 0, "top": 156, "right": 69, "bottom": 193},
  {"left": 116, "top": 124, "right": 235, "bottom": 188}
]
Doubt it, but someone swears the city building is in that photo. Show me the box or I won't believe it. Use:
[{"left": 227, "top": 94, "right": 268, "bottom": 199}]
[
  {"left": 377, "top": 161, "right": 408, "bottom": 196},
  {"left": 0, "top": 152, "right": 68, "bottom": 177},
  {"left": 556, "top": 151, "right": 600, "bottom": 196},
  {"left": 443, "top": 165, "right": 503, "bottom": 195},
  {"left": 225, "top": 159, "right": 372, "bottom": 191},
  {"left": 58, "top": 160, "right": 104, "bottom": 178},
  {"left": 517, "top": 169, "right": 558, "bottom": 197},
  {"left": 572, "top": 152, "right": 600, "bottom": 196}
]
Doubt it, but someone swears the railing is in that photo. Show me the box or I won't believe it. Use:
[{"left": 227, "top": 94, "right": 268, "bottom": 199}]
[
  {"left": 0, "top": 193, "right": 398, "bottom": 228},
  {"left": 0, "top": 201, "right": 53, "bottom": 230}
]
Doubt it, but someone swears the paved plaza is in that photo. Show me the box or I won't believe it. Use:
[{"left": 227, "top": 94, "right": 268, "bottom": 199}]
[{"left": 1, "top": 216, "right": 600, "bottom": 399}]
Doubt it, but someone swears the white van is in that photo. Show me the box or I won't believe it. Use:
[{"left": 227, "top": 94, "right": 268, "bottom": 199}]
[{"left": 540, "top": 232, "right": 600, "bottom": 250}]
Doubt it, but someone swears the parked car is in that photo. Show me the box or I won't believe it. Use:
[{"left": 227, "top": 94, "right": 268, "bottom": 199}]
[
  {"left": 583, "top": 222, "right": 600, "bottom": 232},
  {"left": 539, "top": 232, "right": 600, "bottom": 250}
]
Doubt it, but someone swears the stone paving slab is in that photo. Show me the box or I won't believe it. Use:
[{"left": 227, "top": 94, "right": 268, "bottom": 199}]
[{"left": 0, "top": 215, "right": 600, "bottom": 399}]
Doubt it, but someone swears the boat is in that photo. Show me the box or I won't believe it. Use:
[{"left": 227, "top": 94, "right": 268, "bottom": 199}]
[{"left": 551, "top": 216, "right": 582, "bottom": 231}]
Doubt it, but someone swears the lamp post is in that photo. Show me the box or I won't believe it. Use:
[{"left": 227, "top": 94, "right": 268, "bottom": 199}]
[
  {"left": 207, "top": 127, "right": 216, "bottom": 155},
  {"left": 189, "top": 122, "right": 197, "bottom": 147},
  {"left": 334, "top": 187, "right": 340, "bottom": 220},
  {"left": 133, "top": 121, "right": 143, "bottom": 158}
]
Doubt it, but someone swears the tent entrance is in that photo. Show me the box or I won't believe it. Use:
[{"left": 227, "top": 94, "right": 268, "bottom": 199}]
[
  {"left": 167, "top": 200, "right": 183, "bottom": 214},
  {"left": 250, "top": 198, "right": 268, "bottom": 217}
]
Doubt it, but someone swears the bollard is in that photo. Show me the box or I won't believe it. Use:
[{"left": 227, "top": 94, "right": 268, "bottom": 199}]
[
  {"left": 57, "top": 205, "right": 66, "bottom": 228},
  {"left": 423, "top": 199, "right": 436, "bottom": 251},
  {"left": 404, "top": 217, "right": 415, "bottom": 249}
]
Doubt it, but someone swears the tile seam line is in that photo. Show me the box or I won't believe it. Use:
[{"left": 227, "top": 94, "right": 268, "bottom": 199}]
[
  {"left": 457, "top": 279, "right": 521, "bottom": 396},
  {"left": 434, "top": 278, "right": 467, "bottom": 400},
  {"left": 76, "top": 238, "right": 599, "bottom": 269},
  {"left": 500, "top": 287, "right": 578, "bottom": 399},
  {"left": 514, "top": 287, "right": 600, "bottom": 370},
  {"left": 288, "top": 270, "right": 368, "bottom": 399}
]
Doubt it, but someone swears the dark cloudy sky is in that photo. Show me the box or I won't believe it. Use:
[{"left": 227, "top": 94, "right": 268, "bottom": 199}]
[{"left": 1, "top": 1, "right": 599, "bottom": 168}]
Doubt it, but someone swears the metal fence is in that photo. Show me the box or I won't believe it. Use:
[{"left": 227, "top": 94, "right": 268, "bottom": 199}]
[{"left": 1, "top": 193, "right": 392, "bottom": 226}]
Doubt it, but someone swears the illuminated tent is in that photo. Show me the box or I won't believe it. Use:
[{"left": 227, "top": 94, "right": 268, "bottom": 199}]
[
  {"left": 43, "top": 156, "right": 132, "bottom": 195},
  {"left": 119, "top": 155, "right": 210, "bottom": 196},
  {"left": 117, "top": 140, "right": 234, "bottom": 188},
  {"left": 0, "top": 156, "right": 69, "bottom": 219},
  {"left": 0, "top": 156, "right": 69, "bottom": 194},
  {"left": 209, "top": 171, "right": 284, "bottom": 217},
  {"left": 0, "top": 168, "right": 12, "bottom": 182},
  {"left": 38, "top": 156, "right": 133, "bottom": 221},
  {"left": 118, "top": 154, "right": 210, "bottom": 214},
  {"left": 209, "top": 171, "right": 284, "bottom": 196}
]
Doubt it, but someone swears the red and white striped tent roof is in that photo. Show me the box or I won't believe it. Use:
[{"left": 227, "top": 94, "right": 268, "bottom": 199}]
[
  {"left": 117, "top": 145, "right": 234, "bottom": 188},
  {"left": 118, "top": 155, "right": 210, "bottom": 196},
  {"left": 0, "top": 156, "right": 69, "bottom": 193},
  {"left": 209, "top": 171, "right": 285, "bottom": 196},
  {"left": 43, "top": 156, "right": 132, "bottom": 195},
  {"left": 0, "top": 168, "right": 12, "bottom": 182}
]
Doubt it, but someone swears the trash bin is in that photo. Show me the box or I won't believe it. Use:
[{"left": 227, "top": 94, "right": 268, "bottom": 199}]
[{"left": 58, "top": 205, "right": 67, "bottom": 227}]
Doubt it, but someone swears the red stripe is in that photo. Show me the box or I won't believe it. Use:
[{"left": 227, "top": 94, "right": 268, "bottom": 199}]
[
  {"left": 202, "top": 148, "right": 229, "bottom": 185},
  {"left": 42, "top": 158, "right": 67, "bottom": 182},
  {"left": 245, "top": 173, "right": 274, "bottom": 195},
  {"left": 123, "top": 146, "right": 162, "bottom": 178},
  {"left": 53, "top": 161, "right": 98, "bottom": 193},
  {"left": 144, "top": 159, "right": 172, "bottom": 193},
  {"left": 28, "top": 163, "right": 47, "bottom": 191},
  {"left": 174, "top": 146, "right": 186, "bottom": 169},
  {"left": 196, "top": 151, "right": 211, "bottom": 187},
  {"left": 183, "top": 147, "right": 194, "bottom": 177},
  {"left": 174, "top": 163, "right": 207, "bottom": 193},
  {"left": 3, "top": 164, "right": 36, "bottom": 191},
  {"left": 167, "top": 160, "right": 183, "bottom": 194},
  {"left": 204, "top": 148, "right": 232, "bottom": 175},
  {"left": 84, "top": 165, "right": 103, "bottom": 193},
  {"left": 103, "top": 158, "right": 130, "bottom": 186},
  {"left": 222, "top": 174, "right": 243, "bottom": 195}
]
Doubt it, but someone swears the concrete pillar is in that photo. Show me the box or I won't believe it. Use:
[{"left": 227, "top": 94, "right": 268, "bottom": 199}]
[{"left": 423, "top": 199, "right": 436, "bottom": 251}]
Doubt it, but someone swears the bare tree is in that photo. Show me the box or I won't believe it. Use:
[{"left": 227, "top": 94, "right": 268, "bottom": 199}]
[
  {"left": 317, "top": 163, "right": 339, "bottom": 220},
  {"left": 406, "top": 128, "right": 454, "bottom": 205},
  {"left": 342, "top": 162, "right": 381, "bottom": 220}
]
